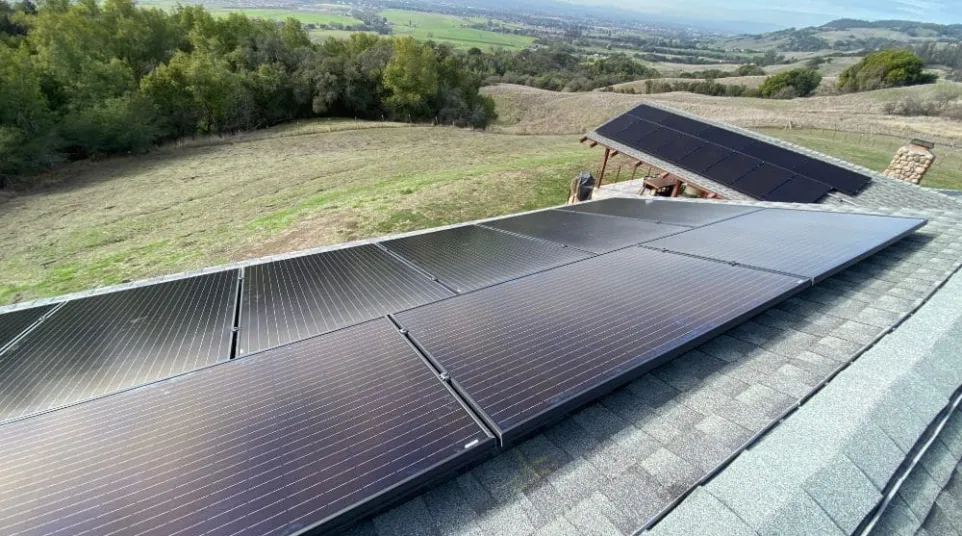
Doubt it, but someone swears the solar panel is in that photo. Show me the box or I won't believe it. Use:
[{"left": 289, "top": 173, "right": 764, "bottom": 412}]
[
  {"left": 382, "top": 225, "right": 591, "bottom": 293},
  {"left": 616, "top": 120, "right": 661, "bottom": 147},
  {"left": 634, "top": 127, "right": 681, "bottom": 155},
  {"left": 703, "top": 152, "right": 763, "bottom": 185},
  {"left": 395, "top": 247, "right": 807, "bottom": 442},
  {"left": 659, "top": 113, "right": 712, "bottom": 136},
  {"left": 561, "top": 197, "right": 760, "bottom": 227},
  {"left": 595, "top": 114, "right": 636, "bottom": 139},
  {"left": 699, "top": 127, "right": 756, "bottom": 151},
  {"left": 0, "top": 271, "right": 237, "bottom": 422},
  {"left": 0, "top": 304, "right": 54, "bottom": 353},
  {"left": 677, "top": 143, "right": 732, "bottom": 173},
  {"left": 650, "top": 133, "right": 705, "bottom": 162},
  {"left": 794, "top": 158, "right": 871, "bottom": 195},
  {"left": 740, "top": 141, "right": 809, "bottom": 170},
  {"left": 0, "top": 318, "right": 495, "bottom": 536},
  {"left": 764, "top": 175, "right": 833, "bottom": 203},
  {"left": 730, "top": 164, "right": 794, "bottom": 199},
  {"left": 239, "top": 244, "right": 452, "bottom": 355},
  {"left": 644, "top": 208, "right": 926, "bottom": 281},
  {"left": 628, "top": 104, "right": 671, "bottom": 124},
  {"left": 483, "top": 209, "right": 687, "bottom": 253}
]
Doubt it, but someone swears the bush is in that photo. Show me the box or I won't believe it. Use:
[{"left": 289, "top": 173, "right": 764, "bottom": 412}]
[
  {"left": 759, "top": 68, "right": 823, "bottom": 98},
  {"left": 735, "top": 64, "right": 766, "bottom": 76},
  {"left": 838, "top": 49, "right": 937, "bottom": 92}
]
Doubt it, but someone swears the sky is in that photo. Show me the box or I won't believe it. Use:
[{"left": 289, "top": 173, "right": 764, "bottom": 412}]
[{"left": 565, "top": 0, "right": 962, "bottom": 31}]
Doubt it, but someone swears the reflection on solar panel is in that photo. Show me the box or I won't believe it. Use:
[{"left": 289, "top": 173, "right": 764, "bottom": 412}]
[
  {"left": 644, "top": 208, "right": 926, "bottom": 281},
  {"left": 396, "top": 247, "right": 807, "bottom": 442},
  {"left": 561, "top": 197, "right": 760, "bottom": 227},
  {"left": 0, "top": 319, "right": 494, "bottom": 536},
  {"left": 0, "top": 304, "right": 54, "bottom": 352},
  {"left": 0, "top": 271, "right": 237, "bottom": 422},
  {"left": 239, "top": 244, "right": 452, "bottom": 355},
  {"left": 594, "top": 104, "right": 872, "bottom": 200},
  {"left": 483, "top": 209, "right": 687, "bottom": 253},
  {"left": 382, "top": 225, "right": 591, "bottom": 293}
]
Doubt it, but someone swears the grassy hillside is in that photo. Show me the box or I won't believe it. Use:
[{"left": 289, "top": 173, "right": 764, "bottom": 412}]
[
  {"left": 381, "top": 9, "right": 534, "bottom": 49},
  {"left": 0, "top": 120, "right": 593, "bottom": 304}
]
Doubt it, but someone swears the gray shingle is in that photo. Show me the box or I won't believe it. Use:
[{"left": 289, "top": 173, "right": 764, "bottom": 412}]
[
  {"left": 845, "top": 423, "right": 906, "bottom": 490},
  {"left": 803, "top": 456, "right": 881, "bottom": 533},
  {"left": 758, "top": 492, "right": 846, "bottom": 536},
  {"left": 646, "top": 488, "right": 757, "bottom": 536},
  {"left": 641, "top": 448, "right": 703, "bottom": 496}
]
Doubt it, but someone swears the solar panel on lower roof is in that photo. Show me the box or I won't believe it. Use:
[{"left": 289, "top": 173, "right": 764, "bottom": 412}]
[
  {"left": 382, "top": 225, "right": 591, "bottom": 293},
  {"left": 628, "top": 104, "right": 671, "bottom": 124},
  {"left": 595, "top": 114, "right": 635, "bottom": 139},
  {"left": 239, "top": 244, "right": 452, "bottom": 355},
  {"left": 658, "top": 113, "right": 712, "bottom": 136},
  {"left": 699, "top": 127, "right": 756, "bottom": 151},
  {"left": 740, "top": 141, "right": 808, "bottom": 170},
  {"left": 0, "top": 304, "right": 54, "bottom": 353},
  {"left": 763, "top": 175, "right": 832, "bottom": 203},
  {"left": 794, "top": 158, "right": 870, "bottom": 195},
  {"left": 634, "top": 127, "right": 681, "bottom": 154},
  {"left": 644, "top": 208, "right": 926, "bottom": 281},
  {"left": 0, "top": 271, "right": 237, "bottom": 422},
  {"left": 0, "top": 319, "right": 495, "bottom": 536},
  {"left": 650, "top": 132, "right": 705, "bottom": 162},
  {"left": 677, "top": 143, "right": 732, "bottom": 173},
  {"left": 730, "top": 164, "right": 794, "bottom": 199},
  {"left": 616, "top": 120, "right": 661, "bottom": 147},
  {"left": 561, "top": 197, "right": 760, "bottom": 227},
  {"left": 395, "top": 247, "right": 807, "bottom": 443},
  {"left": 483, "top": 209, "right": 687, "bottom": 253},
  {"left": 704, "top": 152, "right": 763, "bottom": 185}
]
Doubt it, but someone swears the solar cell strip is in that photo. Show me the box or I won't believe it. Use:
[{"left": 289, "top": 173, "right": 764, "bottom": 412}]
[
  {"left": 396, "top": 247, "right": 807, "bottom": 443},
  {"left": 382, "top": 225, "right": 592, "bottom": 293},
  {"left": 239, "top": 244, "right": 453, "bottom": 355},
  {"left": 0, "top": 304, "right": 55, "bottom": 354},
  {"left": 560, "top": 198, "right": 761, "bottom": 227},
  {"left": 0, "top": 319, "right": 494, "bottom": 536},
  {"left": 483, "top": 209, "right": 688, "bottom": 253},
  {"left": 0, "top": 271, "right": 237, "bottom": 423},
  {"left": 644, "top": 208, "right": 926, "bottom": 281}
]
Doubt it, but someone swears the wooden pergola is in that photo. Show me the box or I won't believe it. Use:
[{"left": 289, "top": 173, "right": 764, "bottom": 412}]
[{"left": 579, "top": 136, "right": 724, "bottom": 200}]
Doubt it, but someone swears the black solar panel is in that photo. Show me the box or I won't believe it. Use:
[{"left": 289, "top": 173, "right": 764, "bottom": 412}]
[
  {"left": 764, "top": 175, "right": 833, "bottom": 203},
  {"left": 0, "top": 304, "right": 54, "bottom": 352},
  {"left": 699, "top": 127, "right": 756, "bottom": 151},
  {"left": 650, "top": 133, "right": 705, "bottom": 162},
  {"left": 382, "top": 225, "right": 591, "bottom": 293},
  {"left": 595, "top": 114, "right": 635, "bottom": 139},
  {"left": 794, "top": 158, "right": 871, "bottom": 195},
  {"left": 628, "top": 104, "right": 671, "bottom": 124},
  {"left": 239, "top": 244, "right": 452, "bottom": 355},
  {"left": 740, "top": 141, "right": 808, "bottom": 170},
  {"left": 677, "top": 143, "right": 732, "bottom": 173},
  {"left": 634, "top": 127, "right": 681, "bottom": 155},
  {"left": 704, "top": 152, "right": 763, "bottom": 185},
  {"left": 616, "top": 119, "right": 661, "bottom": 147},
  {"left": 645, "top": 209, "right": 926, "bottom": 281},
  {"left": 396, "top": 247, "right": 806, "bottom": 442},
  {"left": 0, "top": 271, "right": 237, "bottom": 422},
  {"left": 561, "top": 198, "right": 760, "bottom": 227},
  {"left": 0, "top": 319, "right": 495, "bottom": 536},
  {"left": 658, "top": 113, "right": 712, "bottom": 136},
  {"left": 483, "top": 209, "right": 687, "bottom": 253},
  {"left": 731, "top": 164, "right": 794, "bottom": 199}
]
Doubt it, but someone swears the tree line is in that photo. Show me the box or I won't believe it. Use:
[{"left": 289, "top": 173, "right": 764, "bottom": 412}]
[{"left": 0, "top": 0, "right": 496, "bottom": 180}]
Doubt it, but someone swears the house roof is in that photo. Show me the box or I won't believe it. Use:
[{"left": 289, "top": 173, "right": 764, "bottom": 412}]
[
  {"left": 584, "top": 101, "right": 962, "bottom": 213},
  {"left": 329, "top": 195, "right": 962, "bottom": 536}
]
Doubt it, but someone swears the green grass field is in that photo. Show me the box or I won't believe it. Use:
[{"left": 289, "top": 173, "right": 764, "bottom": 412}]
[
  {"left": 381, "top": 9, "right": 534, "bottom": 50},
  {"left": 209, "top": 8, "right": 361, "bottom": 26},
  {"left": 0, "top": 121, "right": 592, "bottom": 304},
  {"left": 757, "top": 127, "right": 962, "bottom": 190}
]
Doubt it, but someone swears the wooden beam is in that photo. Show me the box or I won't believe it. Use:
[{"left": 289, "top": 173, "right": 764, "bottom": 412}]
[
  {"left": 630, "top": 161, "right": 642, "bottom": 181},
  {"left": 595, "top": 147, "right": 611, "bottom": 196},
  {"left": 579, "top": 136, "right": 588, "bottom": 143},
  {"left": 589, "top": 141, "right": 598, "bottom": 148},
  {"left": 670, "top": 179, "right": 682, "bottom": 197},
  {"left": 610, "top": 150, "right": 619, "bottom": 157}
]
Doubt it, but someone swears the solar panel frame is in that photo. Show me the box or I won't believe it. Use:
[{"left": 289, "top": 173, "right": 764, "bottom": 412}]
[
  {"left": 0, "top": 270, "right": 238, "bottom": 423},
  {"left": 381, "top": 225, "right": 592, "bottom": 293},
  {"left": 0, "top": 318, "right": 496, "bottom": 536},
  {"left": 395, "top": 247, "right": 809, "bottom": 444},
  {"left": 644, "top": 208, "right": 927, "bottom": 282},
  {"left": 560, "top": 198, "right": 762, "bottom": 227},
  {"left": 482, "top": 209, "right": 689, "bottom": 253},
  {"left": 239, "top": 244, "right": 453, "bottom": 355},
  {"left": 0, "top": 304, "right": 56, "bottom": 355}
]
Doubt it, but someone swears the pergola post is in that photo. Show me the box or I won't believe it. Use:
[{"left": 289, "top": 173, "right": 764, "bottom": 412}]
[{"left": 595, "top": 148, "right": 611, "bottom": 195}]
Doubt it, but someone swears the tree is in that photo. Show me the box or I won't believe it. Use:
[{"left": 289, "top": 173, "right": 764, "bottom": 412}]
[
  {"left": 759, "top": 68, "right": 823, "bottom": 98},
  {"left": 838, "top": 49, "right": 936, "bottom": 92},
  {"left": 383, "top": 37, "right": 438, "bottom": 120}
]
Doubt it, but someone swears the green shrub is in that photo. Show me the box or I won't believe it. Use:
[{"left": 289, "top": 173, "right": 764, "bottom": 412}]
[
  {"left": 837, "top": 49, "right": 937, "bottom": 92},
  {"left": 759, "top": 68, "right": 823, "bottom": 98}
]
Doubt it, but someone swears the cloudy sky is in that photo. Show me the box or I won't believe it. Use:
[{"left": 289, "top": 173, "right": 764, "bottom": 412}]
[{"left": 570, "top": 0, "right": 962, "bottom": 29}]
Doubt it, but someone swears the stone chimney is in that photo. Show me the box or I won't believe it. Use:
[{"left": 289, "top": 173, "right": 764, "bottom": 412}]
[{"left": 882, "top": 139, "right": 936, "bottom": 185}]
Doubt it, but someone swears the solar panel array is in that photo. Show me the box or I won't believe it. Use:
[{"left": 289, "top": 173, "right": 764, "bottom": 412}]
[
  {"left": 0, "top": 198, "right": 925, "bottom": 534},
  {"left": 595, "top": 104, "right": 872, "bottom": 202}
]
